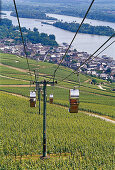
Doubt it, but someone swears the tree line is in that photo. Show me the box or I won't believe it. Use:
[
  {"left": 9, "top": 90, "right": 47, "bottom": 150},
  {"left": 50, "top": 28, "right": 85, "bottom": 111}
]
[
  {"left": 0, "top": 18, "right": 58, "bottom": 46},
  {"left": 2, "top": 1, "right": 115, "bottom": 23},
  {"left": 53, "top": 22, "right": 115, "bottom": 36},
  {"left": 11, "top": 10, "right": 57, "bottom": 20},
  {"left": 58, "top": 8, "right": 115, "bottom": 23}
]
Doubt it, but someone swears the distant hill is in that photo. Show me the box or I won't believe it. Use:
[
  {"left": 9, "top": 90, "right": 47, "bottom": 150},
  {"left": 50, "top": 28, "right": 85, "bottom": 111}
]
[
  {"left": 2, "top": 0, "right": 115, "bottom": 5},
  {"left": 5, "top": 0, "right": 113, "bottom": 4},
  {"left": 1, "top": 0, "right": 115, "bottom": 23},
  {"left": 19, "top": 0, "right": 114, "bottom": 4}
]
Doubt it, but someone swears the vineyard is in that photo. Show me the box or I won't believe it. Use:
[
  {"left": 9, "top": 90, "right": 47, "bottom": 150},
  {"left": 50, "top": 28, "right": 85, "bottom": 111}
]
[
  {"left": 0, "top": 92, "right": 114, "bottom": 169},
  {"left": 0, "top": 85, "right": 115, "bottom": 118},
  {"left": 0, "top": 53, "right": 115, "bottom": 169}
]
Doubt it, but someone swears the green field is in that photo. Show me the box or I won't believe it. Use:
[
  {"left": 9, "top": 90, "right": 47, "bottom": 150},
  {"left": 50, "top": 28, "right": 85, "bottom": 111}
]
[
  {"left": 0, "top": 53, "right": 115, "bottom": 118},
  {"left": 0, "top": 53, "right": 115, "bottom": 169},
  {"left": 0, "top": 76, "right": 29, "bottom": 85},
  {"left": 0, "top": 92, "right": 114, "bottom": 169},
  {"left": 0, "top": 53, "right": 89, "bottom": 82},
  {"left": 0, "top": 84, "right": 115, "bottom": 118}
]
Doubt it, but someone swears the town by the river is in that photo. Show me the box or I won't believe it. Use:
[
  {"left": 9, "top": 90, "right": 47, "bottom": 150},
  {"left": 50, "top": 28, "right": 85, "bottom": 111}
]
[{"left": 2, "top": 11, "right": 115, "bottom": 60}]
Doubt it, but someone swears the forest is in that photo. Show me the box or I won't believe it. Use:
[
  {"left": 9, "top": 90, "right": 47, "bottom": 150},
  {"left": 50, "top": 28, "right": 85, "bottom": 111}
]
[
  {"left": 0, "top": 18, "right": 58, "bottom": 46},
  {"left": 58, "top": 9, "right": 115, "bottom": 23},
  {"left": 53, "top": 22, "right": 115, "bottom": 36},
  {"left": 2, "top": 0, "right": 115, "bottom": 23},
  {"left": 11, "top": 10, "right": 57, "bottom": 20}
]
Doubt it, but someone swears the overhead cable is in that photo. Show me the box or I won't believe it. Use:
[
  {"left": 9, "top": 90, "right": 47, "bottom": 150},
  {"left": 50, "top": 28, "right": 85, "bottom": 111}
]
[
  {"left": 51, "top": 0, "right": 95, "bottom": 81},
  {"left": 57, "top": 33, "right": 115, "bottom": 84},
  {"left": 89, "top": 40, "right": 115, "bottom": 62},
  {"left": 13, "top": 0, "right": 32, "bottom": 81}
]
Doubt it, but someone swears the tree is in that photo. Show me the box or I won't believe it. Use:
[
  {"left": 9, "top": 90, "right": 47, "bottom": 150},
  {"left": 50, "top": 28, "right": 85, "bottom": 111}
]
[
  {"left": 73, "top": 49, "right": 77, "bottom": 52},
  {"left": 92, "top": 79, "right": 97, "bottom": 85},
  {"left": 21, "top": 27, "right": 28, "bottom": 32},
  {"left": 65, "top": 55, "right": 70, "bottom": 62},
  {"left": 49, "top": 34, "right": 55, "bottom": 40},
  {"left": 105, "top": 68, "right": 111, "bottom": 74},
  {"left": 0, "top": 18, "right": 12, "bottom": 27},
  {"left": 41, "top": 33, "right": 47, "bottom": 38},
  {"left": 33, "top": 27, "right": 38, "bottom": 32}
]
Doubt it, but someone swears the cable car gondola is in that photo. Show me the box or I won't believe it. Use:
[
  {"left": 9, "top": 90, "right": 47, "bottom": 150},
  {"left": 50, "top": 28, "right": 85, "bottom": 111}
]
[
  {"left": 30, "top": 91, "right": 36, "bottom": 107},
  {"left": 69, "top": 88, "right": 79, "bottom": 113},
  {"left": 49, "top": 94, "right": 53, "bottom": 104}
]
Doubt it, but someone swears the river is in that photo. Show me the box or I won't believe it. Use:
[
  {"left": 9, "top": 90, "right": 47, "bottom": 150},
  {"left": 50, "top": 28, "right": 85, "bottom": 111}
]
[
  {"left": 2, "top": 11, "right": 115, "bottom": 60},
  {"left": 47, "top": 13, "right": 115, "bottom": 30}
]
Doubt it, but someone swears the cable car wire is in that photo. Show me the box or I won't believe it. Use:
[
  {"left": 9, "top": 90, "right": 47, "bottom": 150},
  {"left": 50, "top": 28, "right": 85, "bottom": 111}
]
[
  {"left": 89, "top": 40, "right": 115, "bottom": 63},
  {"left": 90, "top": 41, "right": 115, "bottom": 61},
  {"left": 57, "top": 33, "right": 115, "bottom": 84},
  {"left": 13, "top": 0, "right": 33, "bottom": 82},
  {"left": 48, "top": 0, "right": 95, "bottom": 82}
]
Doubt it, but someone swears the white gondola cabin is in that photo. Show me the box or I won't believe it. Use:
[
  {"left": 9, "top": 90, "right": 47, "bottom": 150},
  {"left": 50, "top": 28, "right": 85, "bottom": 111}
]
[
  {"left": 49, "top": 94, "right": 53, "bottom": 104},
  {"left": 69, "top": 89, "right": 79, "bottom": 113},
  {"left": 30, "top": 91, "right": 36, "bottom": 107}
]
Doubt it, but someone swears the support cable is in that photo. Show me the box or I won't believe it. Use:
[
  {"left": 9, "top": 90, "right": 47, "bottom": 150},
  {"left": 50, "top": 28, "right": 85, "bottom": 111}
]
[
  {"left": 57, "top": 34, "right": 115, "bottom": 84},
  {"left": 50, "top": 0, "right": 95, "bottom": 82},
  {"left": 89, "top": 40, "right": 115, "bottom": 62},
  {"left": 13, "top": 0, "right": 33, "bottom": 82}
]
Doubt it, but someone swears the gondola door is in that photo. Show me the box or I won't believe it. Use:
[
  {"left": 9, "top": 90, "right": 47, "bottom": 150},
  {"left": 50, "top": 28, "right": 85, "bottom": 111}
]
[
  {"left": 69, "top": 89, "right": 79, "bottom": 113},
  {"left": 30, "top": 91, "right": 36, "bottom": 107}
]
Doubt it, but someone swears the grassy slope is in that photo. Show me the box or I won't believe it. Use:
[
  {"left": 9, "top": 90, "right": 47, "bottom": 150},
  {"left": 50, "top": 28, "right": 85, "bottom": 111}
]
[
  {"left": 0, "top": 91, "right": 114, "bottom": 169},
  {"left": 0, "top": 53, "right": 115, "bottom": 118},
  {"left": 0, "top": 53, "right": 115, "bottom": 168}
]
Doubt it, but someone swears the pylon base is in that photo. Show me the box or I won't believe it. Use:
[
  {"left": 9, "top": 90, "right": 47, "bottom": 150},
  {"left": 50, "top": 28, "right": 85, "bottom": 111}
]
[{"left": 40, "top": 156, "right": 49, "bottom": 160}]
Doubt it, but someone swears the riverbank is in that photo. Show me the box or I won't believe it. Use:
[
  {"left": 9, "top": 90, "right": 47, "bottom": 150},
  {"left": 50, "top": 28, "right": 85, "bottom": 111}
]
[
  {"left": 46, "top": 13, "right": 115, "bottom": 30},
  {"left": 42, "top": 21, "right": 115, "bottom": 37},
  {"left": 10, "top": 10, "right": 57, "bottom": 21},
  {"left": 1, "top": 11, "right": 115, "bottom": 59}
]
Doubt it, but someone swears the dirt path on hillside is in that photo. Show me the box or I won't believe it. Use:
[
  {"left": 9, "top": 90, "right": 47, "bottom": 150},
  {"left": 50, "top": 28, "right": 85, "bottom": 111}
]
[
  {"left": 0, "top": 63, "right": 114, "bottom": 97},
  {"left": 0, "top": 63, "right": 51, "bottom": 77},
  {"left": 82, "top": 112, "right": 115, "bottom": 124},
  {"left": 56, "top": 85, "right": 114, "bottom": 98},
  {"left": 56, "top": 85, "right": 68, "bottom": 90},
  {"left": 98, "top": 85, "right": 106, "bottom": 90},
  {"left": 84, "top": 79, "right": 91, "bottom": 83},
  {"left": 1, "top": 91, "right": 115, "bottom": 124},
  {"left": 3, "top": 91, "right": 29, "bottom": 99},
  {"left": 0, "top": 84, "right": 51, "bottom": 87},
  {"left": 15, "top": 152, "right": 71, "bottom": 161},
  {"left": 0, "top": 63, "right": 29, "bottom": 73},
  {"left": 0, "top": 83, "right": 112, "bottom": 97},
  {"left": 0, "top": 74, "right": 29, "bottom": 82},
  {"left": 0, "top": 85, "right": 35, "bottom": 87}
]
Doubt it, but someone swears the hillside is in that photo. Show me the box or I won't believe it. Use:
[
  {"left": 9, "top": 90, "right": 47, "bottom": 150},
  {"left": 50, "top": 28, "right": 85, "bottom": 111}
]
[
  {"left": 0, "top": 53, "right": 115, "bottom": 118},
  {"left": 2, "top": 0, "right": 115, "bottom": 23},
  {"left": 0, "top": 53, "right": 115, "bottom": 169},
  {"left": 0, "top": 91, "right": 114, "bottom": 169},
  {"left": 15, "top": 0, "right": 114, "bottom": 4}
]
